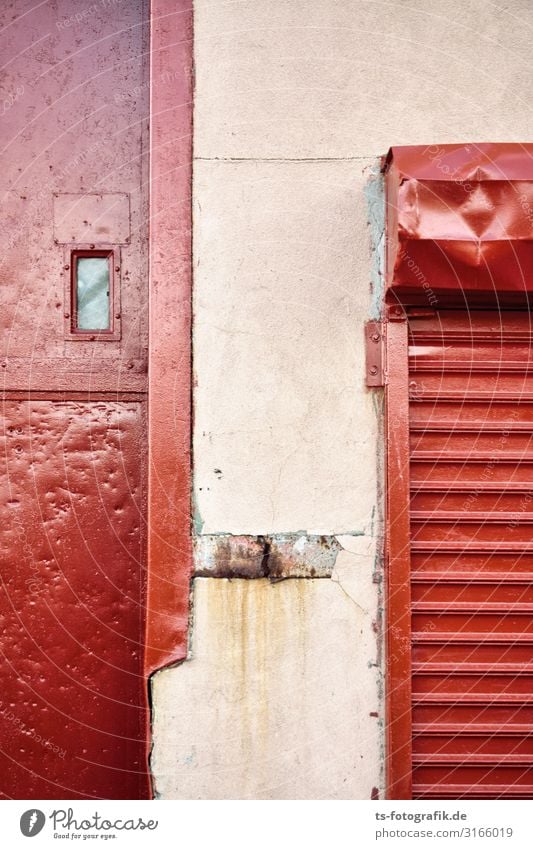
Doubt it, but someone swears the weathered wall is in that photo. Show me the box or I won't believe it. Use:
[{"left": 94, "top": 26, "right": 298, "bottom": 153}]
[
  {"left": 152, "top": 0, "right": 533, "bottom": 799},
  {"left": 153, "top": 570, "right": 380, "bottom": 799}
]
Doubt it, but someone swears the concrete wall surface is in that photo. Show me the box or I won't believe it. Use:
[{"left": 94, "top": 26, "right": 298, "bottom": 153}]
[
  {"left": 193, "top": 0, "right": 533, "bottom": 160},
  {"left": 152, "top": 573, "right": 381, "bottom": 799},
  {"left": 151, "top": 0, "right": 533, "bottom": 799}
]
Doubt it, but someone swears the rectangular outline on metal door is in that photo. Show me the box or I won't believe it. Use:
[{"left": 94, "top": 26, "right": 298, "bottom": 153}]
[{"left": 385, "top": 316, "right": 413, "bottom": 799}]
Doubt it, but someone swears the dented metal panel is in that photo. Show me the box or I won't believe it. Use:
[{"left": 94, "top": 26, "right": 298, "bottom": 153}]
[
  {"left": 0, "top": 0, "right": 153, "bottom": 799},
  {"left": 0, "top": 401, "right": 149, "bottom": 799},
  {"left": 384, "top": 144, "right": 533, "bottom": 308}
]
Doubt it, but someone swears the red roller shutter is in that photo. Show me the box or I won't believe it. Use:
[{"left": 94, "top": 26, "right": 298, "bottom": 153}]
[
  {"left": 409, "top": 310, "right": 533, "bottom": 799},
  {"left": 381, "top": 145, "right": 533, "bottom": 799}
]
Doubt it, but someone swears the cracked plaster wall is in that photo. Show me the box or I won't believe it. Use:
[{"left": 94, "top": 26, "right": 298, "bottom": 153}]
[
  {"left": 150, "top": 0, "right": 533, "bottom": 799},
  {"left": 152, "top": 548, "right": 382, "bottom": 800}
]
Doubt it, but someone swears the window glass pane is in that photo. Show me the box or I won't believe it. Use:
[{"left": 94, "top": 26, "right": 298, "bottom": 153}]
[{"left": 76, "top": 257, "right": 110, "bottom": 330}]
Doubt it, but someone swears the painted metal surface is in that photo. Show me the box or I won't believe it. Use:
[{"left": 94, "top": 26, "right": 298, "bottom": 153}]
[
  {"left": 0, "top": 0, "right": 155, "bottom": 798},
  {"left": 365, "top": 320, "right": 386, "bottom": 387},
  {"left": 146, "top": 0, "right": 193, "bottom": 676},
  {"left": 0, "top": 401, "right": 149, "bottom": 799},
  {"left": 409, "top": 311, "right": 533, "bottom": 799},
  {"left": 385, "top": 319, "right": 412, "bottom": 800},
  {"left": 1, "top": 3, "right": 149, "bottom": 369},
  {"left": 383, "top": 144, "right": 533, "bottom": 800},
  {"left": 385, "top": 144, "right": 533, "bottom": 307}
]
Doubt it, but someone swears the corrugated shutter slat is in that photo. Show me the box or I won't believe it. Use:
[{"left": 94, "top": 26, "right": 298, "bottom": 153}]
[{"left": 409, "top": 310, "right": 533, "bottom": 800}]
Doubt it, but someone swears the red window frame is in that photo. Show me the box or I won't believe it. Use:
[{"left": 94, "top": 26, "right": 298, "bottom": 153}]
[{"left": 65, "top": 246, "right": 121, "bottom": 341}]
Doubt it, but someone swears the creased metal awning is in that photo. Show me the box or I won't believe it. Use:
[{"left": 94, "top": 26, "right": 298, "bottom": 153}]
[{"left": 384, "top": 143, "right": 533, "bottom": 307}]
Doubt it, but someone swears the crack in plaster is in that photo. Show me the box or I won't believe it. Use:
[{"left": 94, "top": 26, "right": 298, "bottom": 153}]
[
  {"left": 330, "top": 570, "right": 368, "bottom": 615},
  {"left": 330, "top": 534, "right": 377, "bottom": 615},
  {"left": 194, "top": 156, "right": 377, "bottom": 162}
]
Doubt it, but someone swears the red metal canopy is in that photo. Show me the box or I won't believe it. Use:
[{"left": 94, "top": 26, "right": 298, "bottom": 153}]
[{"left": 384, "top": 144, "right": 533, "bottom": 307}]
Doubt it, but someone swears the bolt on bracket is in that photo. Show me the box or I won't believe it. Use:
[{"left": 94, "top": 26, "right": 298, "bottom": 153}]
[{"left": 365, "top": 320, "right": 386, "bottom": 387}]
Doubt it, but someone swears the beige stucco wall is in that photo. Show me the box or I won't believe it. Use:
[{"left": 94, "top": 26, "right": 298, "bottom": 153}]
[
  {"left": 152, "top": 0, "right": 533, "bottom": 799},
  {"left": 152, "top": 568, "right": 381, "bottom": 799},
  {"left": 193, "top": 0, "right": 533, "bottom": 160},
  {"left": 193, "top": 159, "right": 379, "bottom": 535}
]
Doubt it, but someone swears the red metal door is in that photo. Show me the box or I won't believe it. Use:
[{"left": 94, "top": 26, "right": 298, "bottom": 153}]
[
  {"left": 387, "top": 309, "right": 533, "bottom": 799},
  {"left": 0, "top": 2, "right": 150, "bottom": 798}
]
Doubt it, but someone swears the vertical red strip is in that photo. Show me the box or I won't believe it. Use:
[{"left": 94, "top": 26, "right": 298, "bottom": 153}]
[
  {"left": 146, "top": 2, "right": 193, "bottom": 676},
  {"left": 386, "top": 318, "right": 413, "bottom": 799}
]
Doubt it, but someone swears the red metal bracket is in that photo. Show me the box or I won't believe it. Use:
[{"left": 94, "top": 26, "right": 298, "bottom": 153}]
[
  {"left": 386, "top": 303, "right": 407, "bottom": 322},
  {"left": 365, "top": 320, "right": 386, "bottom": 386}
]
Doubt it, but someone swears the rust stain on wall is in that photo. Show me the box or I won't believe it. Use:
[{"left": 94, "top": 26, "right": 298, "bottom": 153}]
[{"left": 194, "top": 534, "right": 341, "bottom": 579}]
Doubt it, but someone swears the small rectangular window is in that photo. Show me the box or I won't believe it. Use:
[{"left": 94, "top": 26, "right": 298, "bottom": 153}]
[
  {"left": 65, "top": 248, "right": 121, "bottom": 341},
  {"left": 75, "top": 255, "right": 110, "bottom": 330}
]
